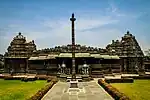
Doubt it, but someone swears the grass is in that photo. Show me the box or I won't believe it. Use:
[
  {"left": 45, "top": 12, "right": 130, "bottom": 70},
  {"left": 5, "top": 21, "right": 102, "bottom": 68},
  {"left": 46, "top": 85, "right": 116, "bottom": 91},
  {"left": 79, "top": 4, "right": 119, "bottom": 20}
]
[
  {"left": 0, "top": 79, "right": 46, "bottom": 100},
  {"left": 111, "top": 80, "right": 150, "bottom": 100}
]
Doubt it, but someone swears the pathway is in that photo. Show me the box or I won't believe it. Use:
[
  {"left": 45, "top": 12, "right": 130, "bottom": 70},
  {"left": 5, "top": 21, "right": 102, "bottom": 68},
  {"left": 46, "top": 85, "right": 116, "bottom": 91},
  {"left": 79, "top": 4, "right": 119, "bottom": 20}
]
[{"left": 42, "top": 80, "right": 113, "bottom": 100}]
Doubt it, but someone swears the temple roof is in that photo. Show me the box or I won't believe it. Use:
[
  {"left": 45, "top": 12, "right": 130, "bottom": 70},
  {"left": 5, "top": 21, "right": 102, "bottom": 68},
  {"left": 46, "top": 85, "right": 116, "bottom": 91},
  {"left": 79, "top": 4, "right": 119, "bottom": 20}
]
[
  {"left": 28, "top": 53, "right": 120, "bottom": 60},
  {"left": 5, "top": 31, "right": 144, "bottom": 59},
  {"left": 13, "top": 32, "right": 25, "bottom": 40},
  {"left": 29, "top": 54, "right": 58, "bottom": 60},
  {"left": 58, "top": 53, "right": 91, "bottom": 58},
  {"left": 91, "top": 54, "right": 120, "bottom": 59}
]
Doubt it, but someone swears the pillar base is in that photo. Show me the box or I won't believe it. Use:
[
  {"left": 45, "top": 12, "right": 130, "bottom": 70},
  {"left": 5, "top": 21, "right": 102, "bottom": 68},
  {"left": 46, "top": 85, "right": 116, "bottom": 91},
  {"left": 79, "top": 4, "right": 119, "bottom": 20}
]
[{"left": 70, "top": 80, "right": 78, "bottom": 88}]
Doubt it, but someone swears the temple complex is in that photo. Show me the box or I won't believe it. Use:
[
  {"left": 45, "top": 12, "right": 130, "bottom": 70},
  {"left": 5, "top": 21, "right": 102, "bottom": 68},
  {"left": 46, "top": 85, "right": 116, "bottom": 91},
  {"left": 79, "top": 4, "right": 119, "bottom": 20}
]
[
  {"left": 2, "top": 13, "right": 149, "bottom": 77},
  {"left": 4, "top": 30, "right": 149, "bottom": 77}
]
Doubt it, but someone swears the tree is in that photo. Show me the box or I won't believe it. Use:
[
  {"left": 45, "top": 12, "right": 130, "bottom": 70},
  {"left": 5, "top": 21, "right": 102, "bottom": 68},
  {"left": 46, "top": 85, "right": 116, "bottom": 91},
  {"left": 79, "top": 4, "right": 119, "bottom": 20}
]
[
  {"left": 0, "top": 61, "right": 4, "bottom": 69},
  {"left": 145, "top": 49, "right": 150, "bottom": 60},
  {"left": 145, "top": 49, "right": 150, "bottom": 56},
  {"left": 0, "top": 54, "right": 4, "bottom": 69}
]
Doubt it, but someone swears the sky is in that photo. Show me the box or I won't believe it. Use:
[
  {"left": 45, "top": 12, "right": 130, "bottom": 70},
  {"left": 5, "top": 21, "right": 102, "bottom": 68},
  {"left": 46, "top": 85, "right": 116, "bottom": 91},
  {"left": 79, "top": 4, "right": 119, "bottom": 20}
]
[{"left": 0, "top": 0, "right": 150, "bottom": 54}]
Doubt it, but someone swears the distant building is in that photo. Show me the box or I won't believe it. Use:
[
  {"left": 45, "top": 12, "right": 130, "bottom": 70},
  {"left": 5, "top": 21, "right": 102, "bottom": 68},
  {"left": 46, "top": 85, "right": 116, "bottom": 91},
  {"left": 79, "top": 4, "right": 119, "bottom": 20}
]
[{"left": 3, "top": 31, "right": 149, "bottom": 76}]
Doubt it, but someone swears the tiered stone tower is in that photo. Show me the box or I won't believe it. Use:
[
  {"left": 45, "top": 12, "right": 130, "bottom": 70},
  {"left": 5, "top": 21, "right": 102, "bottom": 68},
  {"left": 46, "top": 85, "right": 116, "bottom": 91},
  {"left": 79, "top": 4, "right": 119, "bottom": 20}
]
[
  {"left": 106, "top": 31, "right": 144, "bottom": 73},
  {"left": 6, "top": 32, "right": 36, "bottom": 57},
  {"left": 4, "top": 32, "right": 36, "bottom": 73}
]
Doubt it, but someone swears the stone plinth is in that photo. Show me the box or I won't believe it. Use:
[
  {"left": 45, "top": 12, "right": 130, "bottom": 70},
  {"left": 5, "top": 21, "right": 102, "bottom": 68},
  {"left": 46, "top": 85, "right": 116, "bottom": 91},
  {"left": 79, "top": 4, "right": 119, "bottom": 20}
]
[
  {"left": 70, "top": 80, "right": 78, "bottom": 88},
  {"left": 81, "top": 75, "right": 91, "bottom": 81},
  {"left": 67, "top": 76, "right": 82, "bottom": 82},
  {"left": 59, "top": 74, "right": 67, "bottom": 78}
]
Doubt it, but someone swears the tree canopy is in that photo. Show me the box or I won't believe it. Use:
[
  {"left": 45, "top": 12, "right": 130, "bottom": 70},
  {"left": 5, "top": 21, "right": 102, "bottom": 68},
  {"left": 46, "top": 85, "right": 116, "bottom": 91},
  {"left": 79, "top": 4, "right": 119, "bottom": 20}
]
[{"left": 145, "top": 49, "right": 150, "bottom": 56}]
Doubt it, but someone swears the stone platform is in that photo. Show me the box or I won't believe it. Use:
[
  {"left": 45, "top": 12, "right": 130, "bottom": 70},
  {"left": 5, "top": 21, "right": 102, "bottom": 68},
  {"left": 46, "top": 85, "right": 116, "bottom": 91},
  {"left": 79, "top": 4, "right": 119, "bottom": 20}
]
[{"left": 42, "top": 80, "right": 113, "bottom": 100}]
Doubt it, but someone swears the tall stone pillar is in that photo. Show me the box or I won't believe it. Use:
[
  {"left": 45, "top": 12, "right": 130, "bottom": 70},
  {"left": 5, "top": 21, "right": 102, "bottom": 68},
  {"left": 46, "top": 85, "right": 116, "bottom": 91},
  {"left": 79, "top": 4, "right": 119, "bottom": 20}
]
[{"left": 70, "top": 13, "right": 76, "bottom": 80}]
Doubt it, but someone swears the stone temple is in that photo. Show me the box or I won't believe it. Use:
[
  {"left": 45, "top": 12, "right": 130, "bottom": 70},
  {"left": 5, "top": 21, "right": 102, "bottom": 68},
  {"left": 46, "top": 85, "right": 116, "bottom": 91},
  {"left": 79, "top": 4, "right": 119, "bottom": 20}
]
[
  {"left": 3, "top": 14, "right": 150, "bottom": 77},
  {"left": 4, "top": 31, "right": 150, "bottom": 77}
]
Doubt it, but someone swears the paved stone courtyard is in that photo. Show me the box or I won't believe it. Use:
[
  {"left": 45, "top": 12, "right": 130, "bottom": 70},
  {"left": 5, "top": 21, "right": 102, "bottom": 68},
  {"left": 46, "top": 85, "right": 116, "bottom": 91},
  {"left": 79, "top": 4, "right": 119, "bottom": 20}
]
[{"left": 42, "top": 80, "right": 113, "bottom": 100}]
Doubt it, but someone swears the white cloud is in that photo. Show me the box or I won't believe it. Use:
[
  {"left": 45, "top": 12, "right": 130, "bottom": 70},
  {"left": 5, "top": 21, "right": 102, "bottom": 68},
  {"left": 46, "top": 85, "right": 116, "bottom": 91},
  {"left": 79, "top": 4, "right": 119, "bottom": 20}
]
[
  {"left": 136, "top": 35, "right": 150, "bottom": 54},
  {"left": 105, "top": 2, "right": 142, "bottom": 18},
  {"left": 36, "top": 15, "right": 120, "bottom": 48},
  {"left": 76, "top": 17, "right": 118, "bottom": 31},
  {"left": 0, "top": 8, "right": 148, "bottom": 55},
  {"left": 109, "top": 3, "right": 118, "bottom": 13},
  {"left": 0, "top": 15, "right": 120, "bottom": 54}
]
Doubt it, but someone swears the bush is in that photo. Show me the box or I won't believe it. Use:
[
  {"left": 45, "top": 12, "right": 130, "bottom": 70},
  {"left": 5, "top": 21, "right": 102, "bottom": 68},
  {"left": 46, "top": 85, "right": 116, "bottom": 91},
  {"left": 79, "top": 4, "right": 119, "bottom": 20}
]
[
  {"left": 46, "top": 76, "right": 57, "bottom": 83},
  {"left": 21, "top": 77, "right": 28, "bottom": 82},
  {"left": 98, "top": 79, "right": 130, "bottom": 100},
  {"left": 4, "top": 76, "right": 14, "bottom": 80},
  {"left": 28, "top": 78, "right": 58, "bottom": 100},
  {"left": 47, "top": 78, "right": 51, "bottom": 82},
  {"left": 28, "top": 78, "right": 37, "bottom": 81},
  {"left": 105, "top": 78, "right": 134, "bottom": 83},
  {"left": 0, "top": 75, "right": 4, "bottom": 79},
  {"left": 4, "top": 76, "right": 27, "bottom": 80},
  {"left": 36, "top": 75, "right": 48, "bottom": 80},
  {"left": 20, "top": 77, "right": 37, "bottom": 82},
  {"left": 121, "top": 75, "right": 150, "bottom": 79}
]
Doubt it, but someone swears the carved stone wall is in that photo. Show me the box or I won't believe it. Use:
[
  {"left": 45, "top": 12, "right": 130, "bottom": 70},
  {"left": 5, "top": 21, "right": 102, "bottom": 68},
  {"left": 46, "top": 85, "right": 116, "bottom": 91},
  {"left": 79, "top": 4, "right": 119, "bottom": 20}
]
[
  {"left": 4, "top": 32, "right": 36, "bottom": 73},
  {"left": 5, "top": 32, "right": 36, "bottom": 57},
  {"left": 4, "top": 31, "right": 146, "bottom": 74},
  {"left": 106, "top": 31, "right": 144, "bottom": 73}
]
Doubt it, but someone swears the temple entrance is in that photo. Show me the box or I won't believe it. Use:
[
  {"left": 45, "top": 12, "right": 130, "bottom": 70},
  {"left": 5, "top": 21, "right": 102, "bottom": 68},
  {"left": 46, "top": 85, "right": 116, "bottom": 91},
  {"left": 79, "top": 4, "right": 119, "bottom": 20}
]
[{"left": 57, "top": 58, "right": 90, "bottom": 75}]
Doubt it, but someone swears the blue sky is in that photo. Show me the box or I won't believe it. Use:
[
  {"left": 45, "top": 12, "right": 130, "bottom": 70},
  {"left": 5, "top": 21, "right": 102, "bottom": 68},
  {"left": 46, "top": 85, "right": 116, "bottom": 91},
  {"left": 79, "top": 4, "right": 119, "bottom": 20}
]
[{"left": 0, "top": 0, "right": 150, "bottom": 54}]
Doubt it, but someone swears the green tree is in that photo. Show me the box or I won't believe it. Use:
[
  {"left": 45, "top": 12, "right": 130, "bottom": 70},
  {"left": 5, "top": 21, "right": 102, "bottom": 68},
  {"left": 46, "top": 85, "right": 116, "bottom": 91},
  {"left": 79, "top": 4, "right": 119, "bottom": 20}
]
[
  {"left": 145, "top": 49, "right": 150, "bottom": 56},
  {"left": 0, "top": 54, "right": 4, "bottom": 69},
  {"left": 0, "top": 61, "right": 4, "bottom": 69},
  {"left": 145, "top": 49, "right": 150, "bottom": 60}
]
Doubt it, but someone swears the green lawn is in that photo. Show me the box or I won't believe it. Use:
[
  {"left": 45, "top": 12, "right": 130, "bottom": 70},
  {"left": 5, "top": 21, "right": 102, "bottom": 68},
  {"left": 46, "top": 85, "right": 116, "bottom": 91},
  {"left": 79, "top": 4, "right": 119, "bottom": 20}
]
[
  {"left": 111, "top": 80, "right": 150, "bottom": 100},
  {"left": 0, "top": 79, "right": 46, "bottom": 100}
]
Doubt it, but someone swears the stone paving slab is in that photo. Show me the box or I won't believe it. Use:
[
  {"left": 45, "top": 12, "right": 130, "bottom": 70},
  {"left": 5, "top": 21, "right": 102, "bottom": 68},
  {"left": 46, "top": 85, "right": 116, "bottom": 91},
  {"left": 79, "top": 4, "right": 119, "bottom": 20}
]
[{"left": 42, "top": 80, "right": 114, "bottom": 100}]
